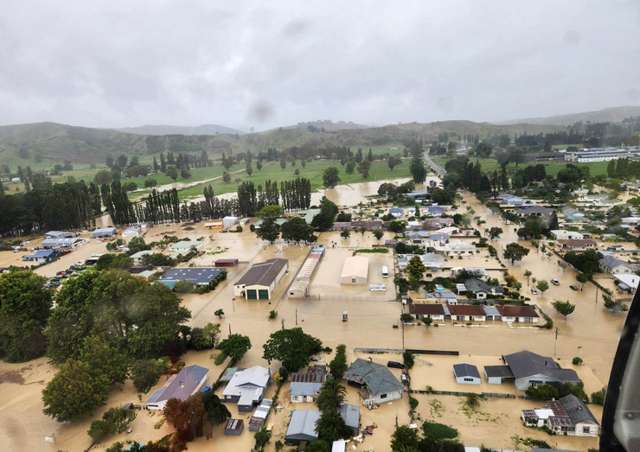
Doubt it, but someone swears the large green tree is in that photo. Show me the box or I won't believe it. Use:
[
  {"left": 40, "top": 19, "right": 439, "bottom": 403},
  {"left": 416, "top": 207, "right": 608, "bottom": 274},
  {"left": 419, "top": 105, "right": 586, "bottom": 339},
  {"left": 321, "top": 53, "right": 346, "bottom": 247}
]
[
  {"left": 281, "top": 217, "right": 315, "bottom": 243},
  {"left": 322, "top": 167, "right": 341, "bottom": 188},
  {"left": 217, "top": 334, "right": 251, "bottom": 365},
  {"left": 0, "top": 269, "right": 52, "bottom": 362},
  {"left": 503, "top": 242, "right": 530, "bottom": 264},
  {"left": 262, "top": 327, "right": 323, "bottom": 372},
  {"left": 256, "top": 217, "right": 280, "bottom": 243}
]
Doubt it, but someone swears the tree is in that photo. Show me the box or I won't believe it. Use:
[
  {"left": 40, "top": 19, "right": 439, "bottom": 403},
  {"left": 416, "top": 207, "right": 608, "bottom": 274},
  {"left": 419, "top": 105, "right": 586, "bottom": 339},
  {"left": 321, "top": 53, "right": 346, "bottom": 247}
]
[
  {"left": 42, "top": 359, "right": 110, "bottom": 421},
  {"left": 257, "top": 204, "right": 283, "bottom": 218},
  {"left": 406, "top": 256, "right": 426, "bottom": 288},
  {"left": 190, "top": 323, "right": 220, "bottom": 350},
  {"left": 329, "top": 344, "right": 347, "bottom": 379},
  {"left": 488, "top": 227, "right": 503, "bottom": 239},
  {"left": 256, "top": 217, "right": 280, "bottom": 243},
  {"left": 553, "top": 300, "right": 576, "bottom": 320},
  {"left": 410, "top": 158, "right": 427, "bottom": 184},
  {"left": 323, "top": 167, "right": 340, "bottom": 188},
  {"left": 403, "top": 351, "right": 415, "bottom": 369},
  {"left": 0, "top": 269, "right": 52, "bottom": 361},
  {"left": 94, "top": 169, "right": 113, "bottom": 185},
  {"left": 96, "top": 253, "right": 133, "bottom": 270},
  {"left": 79, "top": 335, "right": 129, "bottom": 384},
  {"left": 127, "top": 236, "right": 150, "bottom": 255},
  {"left": 311, "top": 197, "right": 338, "bottom": 231},
  {"left": 166, "top": 166, "right": 178, "bottom": 180},
  {"left": 88, "top": 407, "right": 137, "bottom": 444},
  {"left": 387, "top": 155, "right": 401, "bottom": 171},
  {"left": 564, "top": 250, "right": 602, "bottom": 277},
  {"left": 503, "top": 242, "right": 530, "bottom": 264},
  {"left": 316, "top": 378, "right": 350, "bottom": 442},
  {"left": 422, "top": 421, "right": 459, "bottom": 442},
  {"left": 340, "top": 229, "right": 350, "bottom": 240},
  {"left": 374, "top": 229, "right": 384, "bottom": 241},
  {"left": 389, "top": 220, "right": 406, "bottom": 233},
  {"left": 345, "top": 160, "right": 355, "bottom": 174},
  {"left": 262, "top": 327, "right": 323, "bottom": 372},
  {"left": 391, "top": 425, "right": 420, "bottom": 451},
  {"left": 255, "top": 427, "right": 271, "bottom": 450},
  {"left": 281, "top": 217, "right": 315, "bottom": 243},
  {"left": 536, "top": 280, "right": 549, "bottom": 294},
  {"left": 218, "top": 334, "right": 251, "bottom": 365},
  {"left": 214, "top": 308, "right": 225, "bottom": 318},
  {"left": 131, "top": 358, "right": 168, "bottom": 393},
  {"left": 357, "top": 160, "right": 371, "bottom": 179}
]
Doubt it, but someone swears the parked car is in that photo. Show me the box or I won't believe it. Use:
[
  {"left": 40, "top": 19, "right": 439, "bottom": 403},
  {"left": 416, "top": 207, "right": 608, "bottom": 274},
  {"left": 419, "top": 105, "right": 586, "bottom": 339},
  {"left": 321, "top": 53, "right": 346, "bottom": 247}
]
[
  {"left": 551, "top": 278, "right": 560, "bottom": 286},
  {"left": 387, "top": 361, "right": 404, "bottom": 369},
  {"left": 530, "top": 288, "right": 540, "bottom": 295},
  {"left": 570, "top": 283, "right": 580, "bottom": 291},
  {"left": 369, "top": 284, "right": 386, "bottom": 292}
]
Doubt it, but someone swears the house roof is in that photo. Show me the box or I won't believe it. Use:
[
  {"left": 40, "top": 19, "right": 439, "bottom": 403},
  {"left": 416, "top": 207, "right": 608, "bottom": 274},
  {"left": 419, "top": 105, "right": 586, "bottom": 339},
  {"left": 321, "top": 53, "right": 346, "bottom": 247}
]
[
  {"left": 517, "top": 206, "right": 553, "bottom": 215},
  {"left": 236, "top": 258, "right": 288, "bottom": 286},
  {"left": 482, "top": 305, "right": 501, "bottom": 317},
  {"left": 558, "top": 239, "right": 597, "bottom": 248},
  {"left": 147, "top": 365, "right": 208, "bottom": 404},
  {"left": 291, "top": 366, "right": 327, "bottom": 383},
  {"left": 484, "top": 365, "right": 514, "bottom": 378},
  {"left": 464, "top": 278, "right": 490, "bottom": 293},
  {"left": 599, "top": 254, "right": 629, "bottom": 270},
  {"left": 409, "top": 304, "right": 446, "bottom": 316},
  {"left": 448, "top": 304, "right": 486, "bottom": 317},
  {"left": 340, "top": 255, "right": 368, "bottom": 279},
  {"left": 503, "top": 351, "right": 580, "bottom": 383},
  {"left": 30, "top": 249, "right": 56, "bottom": 258},
  {"left": 285, "top": 409, "right": 320, "bottom": 441},
  {"left": 453, "top": 363, "right": 480, "bottom": 379},
  {"left": 558, "top": 394, "right": 599, "bottom": 425},
  {"left": 290, "top": 382, "right": 322, "bottom": 397},
  {"left": 496, "top": 305, "right": 539, "bottom": 318},
  {"left": 614, "top": 273, "right": 640, "bottom": 289},
  {"left": 159, "top": 267, "right": 225, "bottom": 284},
  {"left": 344, "top": 359, "right": 403, "bottom": 397},
  {"left": 45, "top": 230, "right": 76, "bottom": 238}
]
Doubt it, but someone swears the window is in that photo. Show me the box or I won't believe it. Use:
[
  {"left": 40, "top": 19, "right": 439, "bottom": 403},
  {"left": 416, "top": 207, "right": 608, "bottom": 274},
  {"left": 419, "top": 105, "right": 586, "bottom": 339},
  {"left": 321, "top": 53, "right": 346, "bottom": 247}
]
[
  {"left": 583, "top": 426, "right": 590, "bottom": 434},
  {"left": 352, "top": 278, "right": 356, "bottom": 283},
  {"left": 380, "top": 393, "right": 387, "bottom": 399},
  {"left": 464, "top": 377, "right": 474, "bottom": 382}
]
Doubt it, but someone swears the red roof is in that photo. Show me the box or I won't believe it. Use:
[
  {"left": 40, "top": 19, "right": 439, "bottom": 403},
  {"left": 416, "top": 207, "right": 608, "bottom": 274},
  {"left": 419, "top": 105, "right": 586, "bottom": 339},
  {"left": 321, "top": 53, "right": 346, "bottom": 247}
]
[
  {"left": 496, "top": 304, "right": 539, "bottom": 318},
  {"left": 409, "top": 304, "right": 446, "bottom": 316},
  {"left": 448, "top": 304, "right": 486, "bottom": 316}
]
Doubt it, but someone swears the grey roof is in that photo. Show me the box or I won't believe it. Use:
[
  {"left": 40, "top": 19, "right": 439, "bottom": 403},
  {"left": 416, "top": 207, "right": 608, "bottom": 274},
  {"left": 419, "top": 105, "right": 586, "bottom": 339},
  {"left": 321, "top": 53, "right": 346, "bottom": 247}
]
[
  {"left": 290, "top": 381, "right": 322, "bottom": 397},
  {"left": 517, "top": 206, "right": 554, "bottom": 215},
  {"left": 503, "top": 351, "right": 580, "bottom": 383},
  {"left": 339, "top": 403, "right": 360, "bottom": 430},
  {"left": 453, "top": 363, "right": 480, "bottom": 379},
  {"left": 45, "top": 230, "right": 76, "bottom": 238},
  {"left": 147, "top": 365, "right": 208, "bottom": 404},
  {"left": 236, "top": 258, "right": 288, "bottom": 286},
  {"left": 482, "top": 305, "right": 501, "bottom": 317},
  {"left": 599, "top": 254, "right": 629, "bottom": 270},
  {"left": 42, "top": 237, "right": 81, "bottom": 248},
  {"left": 464, "top": 278, "right": 490, "bottom": 293},
  {"left": 285, "top": 409, "right": 320, "bottom": 441},
  {"left": 28, "top": 249, "right": 56, "bottom": 258},
  {"left": 558, "top": 394, "right": 599, "bottom": 425},
  {"left": 484, "top": 365, "right": 514, "bottom": 378},
  {"left": 159, "top": 267, "right": 225, "bottom": 285},
  {"left": 344, "top": 359, "right": 403, "bottom": 397}
]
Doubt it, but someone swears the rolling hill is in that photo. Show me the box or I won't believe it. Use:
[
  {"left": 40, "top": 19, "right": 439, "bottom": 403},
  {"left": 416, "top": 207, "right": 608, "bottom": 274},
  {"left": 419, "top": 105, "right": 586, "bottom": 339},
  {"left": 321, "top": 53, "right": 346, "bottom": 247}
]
[
  {"left": 119, "top": 124, "right": 243, "bottom": 136},
  {"left": 501, "top": 105, "right": 640, "bottom": 126}
]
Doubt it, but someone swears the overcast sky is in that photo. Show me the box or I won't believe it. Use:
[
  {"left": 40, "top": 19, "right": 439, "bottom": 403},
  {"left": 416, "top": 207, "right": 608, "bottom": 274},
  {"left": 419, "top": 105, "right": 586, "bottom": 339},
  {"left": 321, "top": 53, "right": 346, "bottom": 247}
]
[{"left": 1, "top": 0, "right": 639, "bottom": 130}]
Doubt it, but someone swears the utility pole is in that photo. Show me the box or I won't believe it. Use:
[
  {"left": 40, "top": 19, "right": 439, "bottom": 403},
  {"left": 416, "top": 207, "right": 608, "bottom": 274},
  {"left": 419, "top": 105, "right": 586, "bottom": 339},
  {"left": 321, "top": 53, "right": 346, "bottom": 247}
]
[
  {"left": 228, "top": 323, "right": 232, "bottom": 335},
  {"left": 553, "top": 327, "right": 558, "bottom": 358},
  {"left": 295, "top": 308, "right": 298, "bottom": 326}
]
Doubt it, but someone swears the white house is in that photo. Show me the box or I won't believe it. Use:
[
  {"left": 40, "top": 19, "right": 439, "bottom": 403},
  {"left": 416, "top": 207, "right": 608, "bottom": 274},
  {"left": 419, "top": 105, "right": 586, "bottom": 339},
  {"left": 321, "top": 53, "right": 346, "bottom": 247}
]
[
  {"left": 434, "top": 241, "right": 475, "bottom": 257},
  {"left": 223, "top": 216, "right": 239, "bottom": 231},
  {"left": 453, "top": 363, "right": 481, "bottom": 385},
  {"left": 550, "top": 230, "right": 584, "bottom": 240},
  {"left": 522, "top": 395, "right": 599, "bottom": 437},
  {"left": 344, "top": 359, "right": 403, "bottom": 406},
  {"left": 222, "top": 366, "right": 271, "bottom": 411},
  {"left": 600, "top": 254, "right": 636, "bottom": 275}
]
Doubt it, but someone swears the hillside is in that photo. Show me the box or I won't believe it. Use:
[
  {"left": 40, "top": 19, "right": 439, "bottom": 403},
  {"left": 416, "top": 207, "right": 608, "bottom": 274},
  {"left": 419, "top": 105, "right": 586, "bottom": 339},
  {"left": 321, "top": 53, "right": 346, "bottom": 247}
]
[
  {"left": 0, "top": 119, "right": 562, "bottom": 168},
  {"left": 501, "top": 105, "right": 640, "bottom": 126},
  {"left": 119, "top": 124, "right": 243, "bottom": 136}
]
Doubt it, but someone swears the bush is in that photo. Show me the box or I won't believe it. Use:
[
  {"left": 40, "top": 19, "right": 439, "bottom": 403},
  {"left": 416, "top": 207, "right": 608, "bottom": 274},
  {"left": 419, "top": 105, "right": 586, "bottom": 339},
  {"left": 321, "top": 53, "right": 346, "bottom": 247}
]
[
  {"left": 525, "top": 382, "right": 587, "bottom": 401},
  {"left": 268, "top": 310, "right": 278, "bottom": 320},
  {"left": 403, "top": 351, "right": 415, "bottom": 369},
  {"left": 400, "top": 313, "right": 414, "bottom": 323},
  {"left": 422, "top": 421, "right": 459, "bottom": 441},
  {"left": 572, "top": 356, "right": 583, "bottom": 366},
  {"left": 591, "top": 388, "right": 606, "bottom": 405}
]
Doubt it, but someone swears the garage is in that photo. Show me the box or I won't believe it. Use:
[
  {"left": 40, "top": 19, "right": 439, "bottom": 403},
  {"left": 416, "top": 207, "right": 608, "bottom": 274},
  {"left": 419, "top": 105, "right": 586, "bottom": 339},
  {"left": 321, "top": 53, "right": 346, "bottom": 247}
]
[
  {"left": 258, "top": 289, "right": 269, "bottom": 300},
  {"left": 246, "top": 289, "right": 257, "bottom": 300}
]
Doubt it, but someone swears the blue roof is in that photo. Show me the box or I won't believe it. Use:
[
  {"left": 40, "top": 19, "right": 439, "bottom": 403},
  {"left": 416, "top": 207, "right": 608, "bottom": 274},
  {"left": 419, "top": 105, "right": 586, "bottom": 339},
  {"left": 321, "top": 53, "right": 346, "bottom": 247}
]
[
  {"left": 25, "top": 249, "right": 56, "bottom": 259},
  {"left": 147, "top": 365, "right": 208, "bottom": 404},
  {"left": 159, "top": 267, "right": 226, "bottom": 287},
  {"left": 389, "top": 207, "right": 404, "bottom": 214}
]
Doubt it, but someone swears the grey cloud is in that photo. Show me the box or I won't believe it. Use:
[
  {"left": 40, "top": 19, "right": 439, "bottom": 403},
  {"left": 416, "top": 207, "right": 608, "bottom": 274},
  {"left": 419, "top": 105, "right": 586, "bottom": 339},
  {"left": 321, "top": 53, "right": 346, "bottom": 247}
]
[{"left": 0, "top": 0, "right": 638, "bottom": 130}]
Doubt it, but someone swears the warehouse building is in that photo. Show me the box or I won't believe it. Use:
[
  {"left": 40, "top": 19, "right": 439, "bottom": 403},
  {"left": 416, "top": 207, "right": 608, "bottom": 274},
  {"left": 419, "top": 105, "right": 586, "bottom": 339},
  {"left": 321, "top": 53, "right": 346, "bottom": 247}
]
[
  {"left": 234, "top": 258, "right": 288, "bottom": 300},
  {"left": 340, "top": 255, "right": 369, "bottom": 285}
]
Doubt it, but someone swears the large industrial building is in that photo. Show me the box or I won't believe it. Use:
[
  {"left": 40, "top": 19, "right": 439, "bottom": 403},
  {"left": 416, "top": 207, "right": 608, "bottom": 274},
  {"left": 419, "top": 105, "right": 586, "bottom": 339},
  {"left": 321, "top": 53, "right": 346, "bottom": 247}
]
[{"left": 564, "top": 146, "right": 640, "bottom": 163}]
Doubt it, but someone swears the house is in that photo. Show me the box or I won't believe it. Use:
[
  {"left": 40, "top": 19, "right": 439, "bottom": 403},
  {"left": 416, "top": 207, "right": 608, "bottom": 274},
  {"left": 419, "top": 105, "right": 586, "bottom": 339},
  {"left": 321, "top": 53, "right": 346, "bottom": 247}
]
[
  {"left": 91, "top": 227, "right": 117, "bottom": 238},
  {"left": 285, "top": 409, "right": 320, "bottom": 444},
  {"left": 22, "top": 249, "right": 57, "bottom": 264},
  {"left": 168, "top": 238, "right": 203, "bottom": 256},
  {"left": 614, "top": 273, "right": 640, "bottom": 292},
  {"left": 344, "top": 359, "right": 403, "bottom": 406},
  {"left": 464, "top": 278, "right": 504, "bottom": 299},
  {"left": 453, "top": 363, "right": 481, "bottom": 385},
  {"left": 550, "top": 230, "right": 584, "bottom": 241},
  {"left": 222, "top": 366, "right": 271, "bottom": 411},
  {"left": 503, "top": 351, "right": 581, "bottom": 391},
  {"left": 522, "top": 394, "right": 599, "bottom": 437},
  {"left": 146, "top": 365, "right": 208, "bottom": 410},
  {"left": 496, "top": 305, "right": 539, "bottom": 324},
  {"left": 448, "top": 304, "right": 486, "bottom": 322},
  {"left": 234, "top": 258, "right": 289, "bottom": 300},
  {"left": 290, "top": 366, "right": 327, "bottom": 403},
  {"left": 426, "top": 205, "right": 446, "bottom": 217},
  {"left": 340, "top": 255, "right": 369, "bottom": 285},
  {"left": 515, "top": 206, "right": 554, "bottom": 218},
  {"left": 123, "top": 224, "right": 146, "bottom": 238},
  {"left": 557, "top": 239, "right": 598, "bottom": 251},
  {"left": 499, "top": 194, "right": 526, "bottom": 207},
  {"left": 434, "top": 241, "right": 475, "bottom": 257},
  {"left": 482, "top": 305, "right": 502, "bottom": 321},
  {"left": 41, "top": 237, "right": 83, "bottom": 250},
  {"left": 158, "top": 267, "right": 226, "bottom": 290},
  {"left": 599, "top": 254, "right": 636, "bottom": 274},
  {"left": 484, "top": 365, "right": 514, "bottom": 384},
  {"left": 423, "top": 218, "right": 454, "bottom": 231},
  {"left": 409, "top": 303, "right": 446, "bottom": 321}
]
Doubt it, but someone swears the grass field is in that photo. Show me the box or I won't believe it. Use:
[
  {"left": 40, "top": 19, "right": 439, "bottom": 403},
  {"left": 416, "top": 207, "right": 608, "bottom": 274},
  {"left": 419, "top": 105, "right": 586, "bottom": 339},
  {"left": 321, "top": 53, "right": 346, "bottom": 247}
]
[
  {"left": 176, "top": 158, "right": 412, "bottom": 200},
  {"left": 431, "top": 155, "right": 609, "bottom": 178}
]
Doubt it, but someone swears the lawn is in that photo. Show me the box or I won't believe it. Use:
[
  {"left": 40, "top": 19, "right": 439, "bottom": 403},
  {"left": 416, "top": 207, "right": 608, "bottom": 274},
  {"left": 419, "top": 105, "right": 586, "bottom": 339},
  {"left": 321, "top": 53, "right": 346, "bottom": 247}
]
[
  {"left": 176, "top": 158, "right": 412, "bottom": 200},
  {"left": 431, "top": 156, "right": 609, "bottom": 178}
]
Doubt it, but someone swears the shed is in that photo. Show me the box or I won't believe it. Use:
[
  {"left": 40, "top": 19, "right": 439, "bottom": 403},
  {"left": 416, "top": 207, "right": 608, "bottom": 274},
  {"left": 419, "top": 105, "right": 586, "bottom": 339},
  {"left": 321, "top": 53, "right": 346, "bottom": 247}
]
[
  {"left": 234, "top": 258, "right": 289, "bottom": 300},
  {"left": 91, "top": 227, "right": 116, "bottom": 238},
  {"left": 224, "top": 418, "right": 244, "bottom": 436},
  {"left": 484, "top": 365, "right": 514, "bottom": 384},
  {"left": 340, "top": 403, "right": 361, "bottom": 434},
  {"left": 215, "top": 258, "right": 239, "bottom": 267},
  {"left": 453, "top": 363, "right": 481, "bottom": 385},
  {"left": 340, "top": 255, "right": 369, "bottom": 285},
  {"left": 285, "top": 409, "right": 320, "bottom": 443}
]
